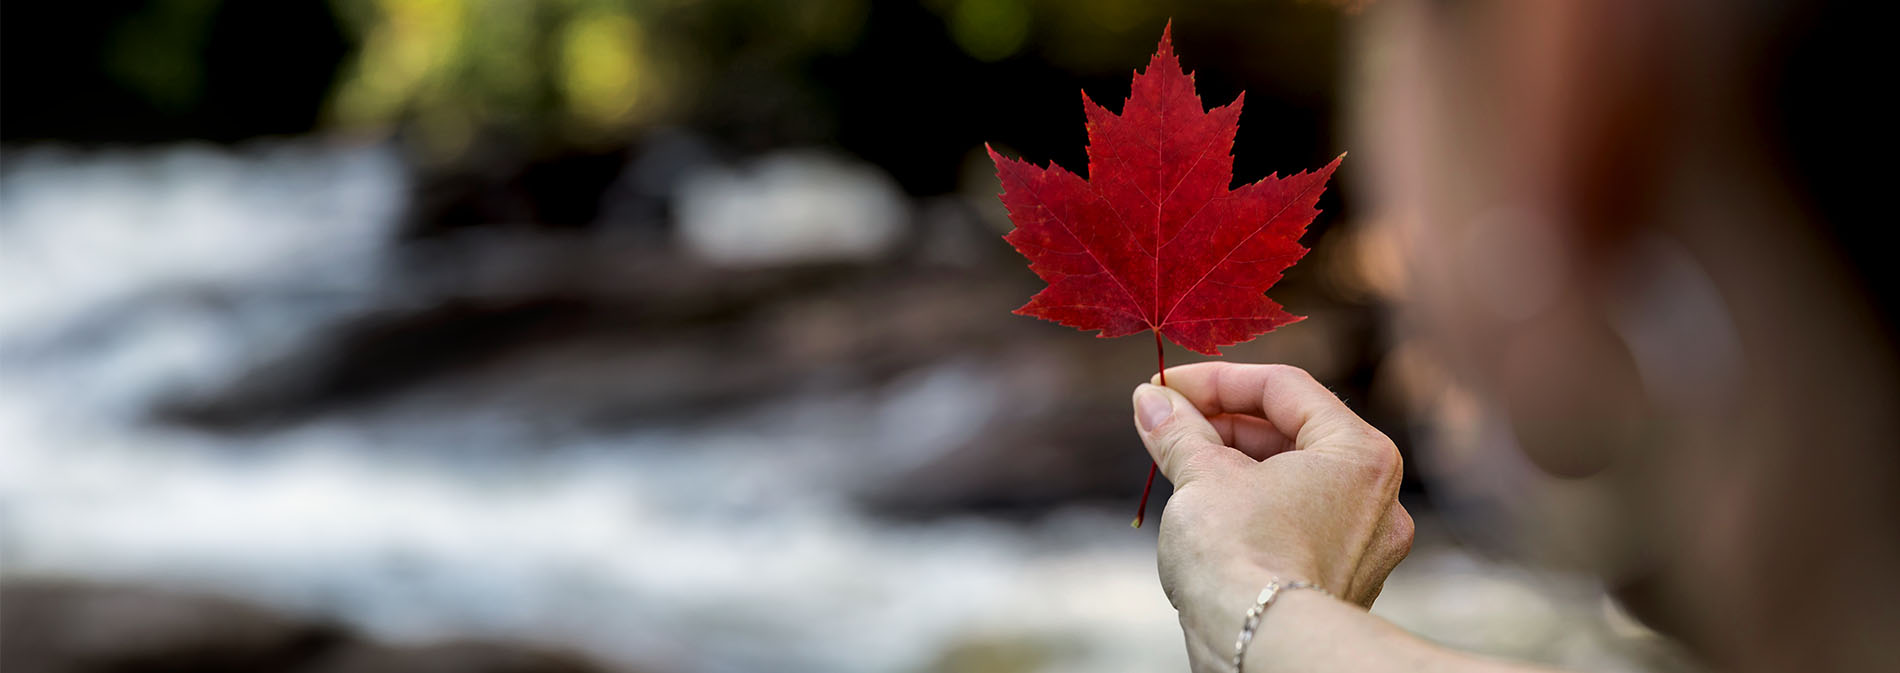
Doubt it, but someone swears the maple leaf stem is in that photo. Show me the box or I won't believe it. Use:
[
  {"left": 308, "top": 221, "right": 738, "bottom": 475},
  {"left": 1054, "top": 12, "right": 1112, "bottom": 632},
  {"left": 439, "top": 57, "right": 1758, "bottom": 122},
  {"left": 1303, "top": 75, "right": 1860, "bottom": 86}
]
[
  {"left": 1154, "top": 330, "right": 1168, "bottom": 388},
  {"left": 1132, "top": 463, "right": 1158, "bottom": 528},
  {"left": 1133, "top": 331, "right": 1167, "bottom": 528}
]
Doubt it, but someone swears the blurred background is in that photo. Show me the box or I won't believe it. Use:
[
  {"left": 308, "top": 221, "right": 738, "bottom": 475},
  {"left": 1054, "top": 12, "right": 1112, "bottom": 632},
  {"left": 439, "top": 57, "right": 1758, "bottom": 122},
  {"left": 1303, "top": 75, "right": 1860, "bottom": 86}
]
[{"left": 1, "top": 2, "right": 1699, "bottom": 672}]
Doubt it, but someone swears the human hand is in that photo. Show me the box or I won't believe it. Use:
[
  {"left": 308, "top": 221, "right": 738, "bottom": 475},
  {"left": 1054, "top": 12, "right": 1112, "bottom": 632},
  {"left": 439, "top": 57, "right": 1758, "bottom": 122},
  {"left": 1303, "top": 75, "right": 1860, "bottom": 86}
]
[{"left": 1132, "top": 363, "right": 1414, "bottom": 669}]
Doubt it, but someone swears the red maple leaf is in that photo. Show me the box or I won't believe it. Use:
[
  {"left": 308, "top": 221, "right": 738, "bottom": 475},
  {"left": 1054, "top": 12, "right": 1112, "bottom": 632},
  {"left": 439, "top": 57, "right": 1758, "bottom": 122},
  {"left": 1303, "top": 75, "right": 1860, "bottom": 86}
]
[
  {"left": 989, "top": 25, "right": 1340, "bottom": 357},
  {"left": 989, "top": 24, "right": 1341, "bottom": 526}
]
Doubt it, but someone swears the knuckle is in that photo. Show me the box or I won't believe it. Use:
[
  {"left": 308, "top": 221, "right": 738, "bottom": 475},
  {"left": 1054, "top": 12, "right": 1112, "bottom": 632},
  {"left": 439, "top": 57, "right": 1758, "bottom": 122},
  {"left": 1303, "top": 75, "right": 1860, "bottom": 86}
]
[
  {"left": 1394, "top": 507, "right": 1417, "bottom": 557},
  {"left": 1201, "top": 359, "right": 1228, "bottom": 389},
  {"left": 1172, "top": 439, "right": 1232, "bottom": 481},
  {"left": 1264, "top": 363, "right": 1314, "bottom": 384},
  {"left": 1147, "top": 422, "right": 1193, "bottom": 467},
  {"left": 1348, "top": 432, "right": 1404, "bottom": 487},
  {"left": 1150, "top": 439, "right": 1185, "bottom": 474},
  {"left": 1153, "top": 421, "right": 1199, "bottom": 453},
  {"left": 1358, "top": 423, "right": 1398, "bottom": 451}
]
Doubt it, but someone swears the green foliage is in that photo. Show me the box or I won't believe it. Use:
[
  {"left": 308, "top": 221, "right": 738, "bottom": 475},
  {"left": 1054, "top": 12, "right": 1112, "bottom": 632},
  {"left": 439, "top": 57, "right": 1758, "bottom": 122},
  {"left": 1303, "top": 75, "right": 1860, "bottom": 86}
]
[{"left": 325, "top": 0, "right": 871, "bottom": 159}]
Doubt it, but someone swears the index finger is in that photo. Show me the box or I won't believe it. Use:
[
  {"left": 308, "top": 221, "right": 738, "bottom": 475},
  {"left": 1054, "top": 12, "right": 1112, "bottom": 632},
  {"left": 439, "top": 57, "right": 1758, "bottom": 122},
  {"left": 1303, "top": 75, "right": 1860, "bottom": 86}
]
[{"left": 1154, "top": 362, "right": 1376, "bottom": 453}]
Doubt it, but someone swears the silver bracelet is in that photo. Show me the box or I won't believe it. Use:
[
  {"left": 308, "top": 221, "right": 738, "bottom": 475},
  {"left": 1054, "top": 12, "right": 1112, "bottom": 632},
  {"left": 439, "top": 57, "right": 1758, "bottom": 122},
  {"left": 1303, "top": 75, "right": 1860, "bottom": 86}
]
[{"left": 1231, "top": 578, "right": 1332, "bottom": 673}]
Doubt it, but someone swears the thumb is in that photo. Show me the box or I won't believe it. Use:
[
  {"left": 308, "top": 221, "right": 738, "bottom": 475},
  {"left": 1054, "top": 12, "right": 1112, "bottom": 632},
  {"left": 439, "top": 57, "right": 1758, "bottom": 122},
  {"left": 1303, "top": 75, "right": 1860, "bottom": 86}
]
[{"left": 1133, "top": 383, "right": 1228, "bottom": 485}]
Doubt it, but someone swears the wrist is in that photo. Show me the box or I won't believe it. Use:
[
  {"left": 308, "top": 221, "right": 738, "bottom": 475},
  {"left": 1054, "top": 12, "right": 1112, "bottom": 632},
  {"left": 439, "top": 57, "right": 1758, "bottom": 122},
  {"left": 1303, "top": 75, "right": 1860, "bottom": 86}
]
[
  {"left": 1176, "top": 561, "right": 1315, "bottom": 672},
  {"left": 1234, "top": 588, "right": 1335, "bottom": 673},
  {"left": 1176, "top": 562, "right": 1260, "bottom": 671}
]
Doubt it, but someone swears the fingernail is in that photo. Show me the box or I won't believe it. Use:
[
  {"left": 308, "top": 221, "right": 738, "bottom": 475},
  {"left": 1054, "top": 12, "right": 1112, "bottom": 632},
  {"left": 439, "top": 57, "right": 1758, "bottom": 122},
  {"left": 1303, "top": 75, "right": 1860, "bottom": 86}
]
[{"left": 1135, "top": 385, "right": 1172, "bottom": 432}]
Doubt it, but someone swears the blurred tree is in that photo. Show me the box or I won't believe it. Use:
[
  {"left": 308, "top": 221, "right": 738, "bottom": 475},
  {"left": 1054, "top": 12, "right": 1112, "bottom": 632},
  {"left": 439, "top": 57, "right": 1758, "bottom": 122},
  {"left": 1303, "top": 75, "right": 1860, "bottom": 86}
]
[
  {"left": 324, "top": 0, "right": 877, "bottom": 162},
  {"left": 5, "top": 0, "right": 1347, "bottom": 208},
  {"left": 1, "top": 1, "right": 347, "bottom": 142}
]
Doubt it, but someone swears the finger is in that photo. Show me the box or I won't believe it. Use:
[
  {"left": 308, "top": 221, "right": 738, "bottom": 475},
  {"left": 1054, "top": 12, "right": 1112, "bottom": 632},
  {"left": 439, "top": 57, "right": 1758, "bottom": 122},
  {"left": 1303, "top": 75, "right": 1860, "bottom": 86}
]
[
  {"left": 1207, "top": 413, "right": 1294, "bottom": 461},
  {"left": 1132, "top": 383, "right": 1235, "bottom": 485},
  {"left": 1349, "top": 502, "right": 1416, "bottom": 607},
  {"left": 1156, "top": 362, "right": 1379, "bottom": 456}
]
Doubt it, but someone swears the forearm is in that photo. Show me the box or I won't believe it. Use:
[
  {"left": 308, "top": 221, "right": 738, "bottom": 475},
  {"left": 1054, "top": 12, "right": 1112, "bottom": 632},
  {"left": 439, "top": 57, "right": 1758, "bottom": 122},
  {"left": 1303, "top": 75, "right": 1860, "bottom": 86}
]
[{"left": 1180, "top": 577, "right": 1553, "bottom": 673}]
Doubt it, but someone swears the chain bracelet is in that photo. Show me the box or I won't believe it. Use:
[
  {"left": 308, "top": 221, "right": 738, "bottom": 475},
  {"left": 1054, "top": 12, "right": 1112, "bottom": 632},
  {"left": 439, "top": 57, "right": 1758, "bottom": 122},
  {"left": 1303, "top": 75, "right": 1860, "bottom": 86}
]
[{"left": 1231, "top": 578, "right": 1333, "bottom": 673}]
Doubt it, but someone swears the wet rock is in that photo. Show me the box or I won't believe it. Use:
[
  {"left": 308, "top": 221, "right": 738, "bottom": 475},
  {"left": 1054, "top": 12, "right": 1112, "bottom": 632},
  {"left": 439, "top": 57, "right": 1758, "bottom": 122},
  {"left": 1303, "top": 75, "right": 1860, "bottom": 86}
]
[
  {"left": 0, "top": 579, "right": 346, "bottom": 673},
  {"left": 305, "top": 642, "right": 605, "bottom": 673},
  {"left": 0, "top": 580, "right": 619, "bottom": 673}
]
